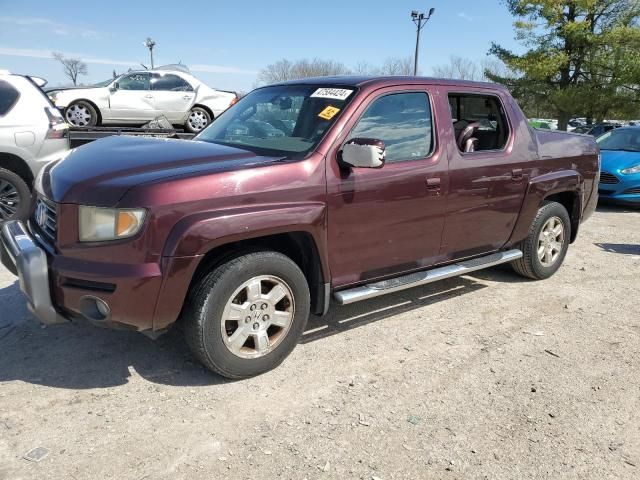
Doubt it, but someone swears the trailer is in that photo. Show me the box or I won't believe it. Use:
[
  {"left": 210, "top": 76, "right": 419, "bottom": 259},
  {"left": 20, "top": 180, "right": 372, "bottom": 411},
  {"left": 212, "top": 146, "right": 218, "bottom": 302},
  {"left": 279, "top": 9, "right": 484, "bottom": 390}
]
[{"left": 69, "top": 126, "right": 195, "bottom": 148}]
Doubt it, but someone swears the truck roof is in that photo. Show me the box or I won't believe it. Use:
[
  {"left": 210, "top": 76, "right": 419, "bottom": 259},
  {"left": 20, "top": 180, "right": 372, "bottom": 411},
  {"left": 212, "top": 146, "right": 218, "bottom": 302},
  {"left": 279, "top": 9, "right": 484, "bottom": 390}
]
[{"left": 272, "top": 75, "right": 508, "bottom": 91}]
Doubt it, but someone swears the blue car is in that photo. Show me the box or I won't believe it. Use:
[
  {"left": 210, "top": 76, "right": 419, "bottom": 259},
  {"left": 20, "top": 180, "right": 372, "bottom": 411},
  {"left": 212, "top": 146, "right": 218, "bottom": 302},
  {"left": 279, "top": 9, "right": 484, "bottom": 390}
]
[{"left": 596, "top": 127, "right": 640, "bottom": 205}]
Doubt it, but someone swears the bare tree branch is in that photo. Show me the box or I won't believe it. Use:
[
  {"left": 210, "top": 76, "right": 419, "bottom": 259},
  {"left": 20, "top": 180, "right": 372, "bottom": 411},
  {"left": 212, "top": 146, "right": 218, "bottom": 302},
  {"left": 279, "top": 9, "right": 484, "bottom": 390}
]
[{"left": 52, "top": 52, "right": 88, "bottom": 86}]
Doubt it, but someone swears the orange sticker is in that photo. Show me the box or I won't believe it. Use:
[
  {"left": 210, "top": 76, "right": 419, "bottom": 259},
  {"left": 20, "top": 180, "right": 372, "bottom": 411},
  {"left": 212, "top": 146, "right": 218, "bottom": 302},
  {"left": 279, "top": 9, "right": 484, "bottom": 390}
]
[{"left": 318, "top": 106, "right": 340, "bottom": 120}]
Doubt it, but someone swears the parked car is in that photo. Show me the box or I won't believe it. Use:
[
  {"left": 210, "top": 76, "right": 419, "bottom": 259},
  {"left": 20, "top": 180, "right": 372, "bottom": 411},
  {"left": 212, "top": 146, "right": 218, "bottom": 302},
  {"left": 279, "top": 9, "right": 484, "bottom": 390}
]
[
  {"left": 1, "top": 76, "right": 599, "bottom": 378},
  {"left": 585, "top": 122, "right": 622, "bottom": 137},
  {"left": 0, "top": 71, "right": 69, "bottom": 221},
  {"left": 47, "top": 65, "right": 238, "bottom": 133},
  {"left": 596, "top": 126, "right": 640, "bottom": 205}
]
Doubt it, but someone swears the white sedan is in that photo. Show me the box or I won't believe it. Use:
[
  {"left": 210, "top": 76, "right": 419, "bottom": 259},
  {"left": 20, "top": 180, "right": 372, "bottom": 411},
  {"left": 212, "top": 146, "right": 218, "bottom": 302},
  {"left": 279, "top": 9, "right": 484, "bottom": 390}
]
[{"left": 47, "top": 66, "right": 237, "bottom": 133}]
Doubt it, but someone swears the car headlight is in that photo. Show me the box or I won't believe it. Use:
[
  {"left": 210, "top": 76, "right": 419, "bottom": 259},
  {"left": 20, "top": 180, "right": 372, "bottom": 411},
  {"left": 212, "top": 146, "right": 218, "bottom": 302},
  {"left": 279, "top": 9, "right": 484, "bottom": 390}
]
[
  {"left": 79, "top": 206, "right": 146, "bottom": 242},
  {"left": 48, "top": 91, "right": 59, "bottom": 102},
  {"left": 621, "top": 164, "right": 640, "bottom": 175}
]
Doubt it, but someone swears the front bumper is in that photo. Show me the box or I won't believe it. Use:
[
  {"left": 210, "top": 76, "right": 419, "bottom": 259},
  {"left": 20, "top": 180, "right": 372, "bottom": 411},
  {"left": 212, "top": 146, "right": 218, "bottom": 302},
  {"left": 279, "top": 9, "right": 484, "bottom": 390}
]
[
  {"left": 0, "top": 220, "right": 69, "bottom": 325},
  {"left": 599, "top": 171, "right": 640, "bottom": 204}
]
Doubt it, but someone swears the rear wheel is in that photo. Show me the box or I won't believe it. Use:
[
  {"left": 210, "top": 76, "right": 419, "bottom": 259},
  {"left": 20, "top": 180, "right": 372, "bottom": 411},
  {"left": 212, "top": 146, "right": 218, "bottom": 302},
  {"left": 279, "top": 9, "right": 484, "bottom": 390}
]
[
  {"left": 184, "top": 251, "right": 310, "bottom": 378},
  {"left": 65, "top": 101, "right": 98, "bottom": 127},
  {"left": 511, "top": 201, "right": 571, "bottom": 280},
  {"left": 0, "top": 168, "right": 30, "bottom": 222},
  {"left": 185, "top": 106, "right": 211, "bottom": 133}
]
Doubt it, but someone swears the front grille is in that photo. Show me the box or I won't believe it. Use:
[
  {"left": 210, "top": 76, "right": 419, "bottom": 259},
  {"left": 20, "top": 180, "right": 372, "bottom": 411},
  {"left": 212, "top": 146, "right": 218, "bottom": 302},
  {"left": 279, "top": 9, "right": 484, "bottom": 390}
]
[
  {"left": 624, "top": 187, "right": 640, "bottom": 195},
  {"left": 33, "top": 197, "right": 57, "bottom": 243},
  {"left": 599, "top": 171, "right": 620, "bottom": 184}
]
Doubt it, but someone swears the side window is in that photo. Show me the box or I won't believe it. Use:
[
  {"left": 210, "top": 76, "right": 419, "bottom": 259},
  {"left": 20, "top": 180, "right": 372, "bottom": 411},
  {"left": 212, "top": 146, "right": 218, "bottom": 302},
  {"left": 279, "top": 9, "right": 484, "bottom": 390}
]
[
  {"left": 349, "top": 92, "right": 433, "bottom": 163},
  {"left": 448, "top": 93, "right": 510, "bottom": 152},
  {"left": 151, "top": 74, "right": 193, "bottom": 92},
  {"left": 0, "top": 80, "right": 20, "bottom": 116},
  {"left": 118, "top": 73, "right": 150, "bottom": 91}
]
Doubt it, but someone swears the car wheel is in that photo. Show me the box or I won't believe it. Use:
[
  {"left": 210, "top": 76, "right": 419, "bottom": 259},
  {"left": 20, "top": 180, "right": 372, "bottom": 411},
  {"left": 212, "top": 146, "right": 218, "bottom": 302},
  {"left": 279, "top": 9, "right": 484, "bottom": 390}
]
[
  {"left": 65, "top": 101, "right": 98, "bottom": 127},
  {"left": 185, "top": 107, "right": 211, "bottom": 133},
  {"left": 0, "top": 168, "right": 31, "bottom": 222},
  {"left": 184, "top": 251, "right": 310, "bottom": 378},
  {"left": 511, "top": 201, "right": 571, "bottom": 280}
]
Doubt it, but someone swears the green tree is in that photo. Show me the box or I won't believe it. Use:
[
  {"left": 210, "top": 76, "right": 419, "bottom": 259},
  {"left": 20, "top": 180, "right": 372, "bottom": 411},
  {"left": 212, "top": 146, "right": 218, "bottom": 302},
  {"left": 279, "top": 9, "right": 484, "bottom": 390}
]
[{"left": 488, "top": 0, "right": 640, "bottom": 129}]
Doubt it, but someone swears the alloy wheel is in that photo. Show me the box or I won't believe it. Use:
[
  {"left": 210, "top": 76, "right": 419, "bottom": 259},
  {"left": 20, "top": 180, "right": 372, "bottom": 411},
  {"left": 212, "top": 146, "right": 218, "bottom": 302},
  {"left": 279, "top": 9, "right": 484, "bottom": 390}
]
[
  {"left": 537, "top": 216, "right": 565, "bottom": 267},
  {"left": 66, "top": 104, "right": 92, "bottom": 127},
  {"left": 188, "top": 110, "right": 209, "bottom": 131},
  {"left": 0, "top": 178, "right": 20, "bottom": 220},
  {"left": 220, "top": 275, "right": 295, "bottom": 359}
]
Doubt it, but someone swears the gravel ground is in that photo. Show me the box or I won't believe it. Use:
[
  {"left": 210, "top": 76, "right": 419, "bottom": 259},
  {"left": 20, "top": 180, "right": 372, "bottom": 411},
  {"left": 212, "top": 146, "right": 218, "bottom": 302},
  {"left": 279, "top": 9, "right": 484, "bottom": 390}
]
[{"left": 1, "top": 205, "right": 639, "bottom": 480}]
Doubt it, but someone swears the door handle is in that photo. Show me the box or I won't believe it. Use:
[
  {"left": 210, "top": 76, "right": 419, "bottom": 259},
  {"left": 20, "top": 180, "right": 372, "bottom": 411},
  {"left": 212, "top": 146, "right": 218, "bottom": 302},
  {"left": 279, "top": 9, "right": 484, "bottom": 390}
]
[
  {"left": 511, "top": 168, "right": 523, "bottom": 180},
  {"left": 425, "top": 177, "right": 441, "bottom": 195},
  {"left": 144, "top": 94, "right": 154, "bottom": 99},
  {"left": 183, "top": 95, "right": 192, "bottom": 100}
]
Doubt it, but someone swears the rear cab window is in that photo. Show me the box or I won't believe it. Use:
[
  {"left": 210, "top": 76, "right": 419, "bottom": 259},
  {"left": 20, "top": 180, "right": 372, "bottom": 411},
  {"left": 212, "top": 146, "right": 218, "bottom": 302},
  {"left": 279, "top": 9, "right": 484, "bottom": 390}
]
[
  {"left": 448, "top": 93, "right": 510, "bottom": 153},
  {"left": 0, "top": 80, "right": 20, "bottom": 116},
  {"left": 348, "top": 91, "right": 434, "bottom": 163}
]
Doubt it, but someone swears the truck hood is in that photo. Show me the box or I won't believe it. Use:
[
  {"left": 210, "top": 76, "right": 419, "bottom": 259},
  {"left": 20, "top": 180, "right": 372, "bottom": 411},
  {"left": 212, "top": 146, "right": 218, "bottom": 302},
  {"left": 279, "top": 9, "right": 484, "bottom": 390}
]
[{"left": 45, "top": 136, "right": 284, "bottom": 206}]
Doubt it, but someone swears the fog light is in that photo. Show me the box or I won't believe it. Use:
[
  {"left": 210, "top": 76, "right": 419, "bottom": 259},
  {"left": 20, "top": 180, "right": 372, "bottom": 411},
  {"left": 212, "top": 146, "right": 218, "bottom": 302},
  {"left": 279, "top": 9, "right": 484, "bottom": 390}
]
[{"left": 79, "top": 296, "right": 111, "bottom": 321}]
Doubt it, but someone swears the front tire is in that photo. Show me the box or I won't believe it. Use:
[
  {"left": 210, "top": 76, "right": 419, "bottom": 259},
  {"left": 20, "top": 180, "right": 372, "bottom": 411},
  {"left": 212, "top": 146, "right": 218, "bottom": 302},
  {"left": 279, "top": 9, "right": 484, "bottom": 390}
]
[
  {"left": 185, "top": 106, "right": 211, "bottom": 133},
  {"left": 184, "top": 251, "right": 310, "bottom": 378},
  {"left": 65, "top": 101, "right": 98, "bottom": 127},
  {"left": 511, "top": 201, "right": 571, "bottom": 280},
  {"left": 0, "top": 168, "right": 30, "bottom": 222}
]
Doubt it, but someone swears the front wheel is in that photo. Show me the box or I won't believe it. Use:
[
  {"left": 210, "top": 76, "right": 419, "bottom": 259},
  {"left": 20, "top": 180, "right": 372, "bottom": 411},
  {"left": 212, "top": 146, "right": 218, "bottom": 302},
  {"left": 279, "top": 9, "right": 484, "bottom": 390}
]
[
  {"left": 184, "top": 251, "right": 310, "bottom": 378},
  {"left": 511, "top": 201, "right": 571, "bottom": 280},
  {"left": 185, "top": 106, "right": 211, "bottom": 133},
  {"left": 65, "top": 101, "right": 98, "bottom": 127}
]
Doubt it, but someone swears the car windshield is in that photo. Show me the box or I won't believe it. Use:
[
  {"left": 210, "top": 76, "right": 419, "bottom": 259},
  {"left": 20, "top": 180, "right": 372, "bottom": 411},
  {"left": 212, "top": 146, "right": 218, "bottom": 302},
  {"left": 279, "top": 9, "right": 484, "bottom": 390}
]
[
  {"left": 93, "top": 78, "right": 114, "bottom": 87},
  {"left": 196, "top": 84, "right": 356, "bottom": 157},
  {"left": 597, "top": 129, "right": 640, "bottom": 152}
]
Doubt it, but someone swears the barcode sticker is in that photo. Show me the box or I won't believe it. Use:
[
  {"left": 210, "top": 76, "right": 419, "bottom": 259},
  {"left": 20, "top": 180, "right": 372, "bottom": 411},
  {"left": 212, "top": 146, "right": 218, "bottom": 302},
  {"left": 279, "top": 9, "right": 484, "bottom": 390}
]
[{"left": 310, "top": 88, "right": 353, "bottom": 101}]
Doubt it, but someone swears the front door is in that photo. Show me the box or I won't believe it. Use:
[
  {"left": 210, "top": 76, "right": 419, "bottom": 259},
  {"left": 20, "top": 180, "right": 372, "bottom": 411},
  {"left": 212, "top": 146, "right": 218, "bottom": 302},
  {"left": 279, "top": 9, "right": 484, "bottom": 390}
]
[
  {"left": 108, "top": 73, "right": 155, "bottom": 122},
  {"left": 440, "top": 90, "right": 529, "bottom": 259},
  {"left": 150, "top": 73, "right": 196, "bottom": 123},
  {"left": 326, "top": 87, "right": 447, "bottom": 287}
]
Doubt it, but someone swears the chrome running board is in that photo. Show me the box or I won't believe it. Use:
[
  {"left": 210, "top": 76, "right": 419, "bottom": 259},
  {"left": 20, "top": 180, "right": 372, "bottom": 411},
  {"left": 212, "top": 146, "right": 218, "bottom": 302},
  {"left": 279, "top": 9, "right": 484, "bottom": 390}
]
[{"left": 333, "top": 249, "right": 522, "bottom": 305}]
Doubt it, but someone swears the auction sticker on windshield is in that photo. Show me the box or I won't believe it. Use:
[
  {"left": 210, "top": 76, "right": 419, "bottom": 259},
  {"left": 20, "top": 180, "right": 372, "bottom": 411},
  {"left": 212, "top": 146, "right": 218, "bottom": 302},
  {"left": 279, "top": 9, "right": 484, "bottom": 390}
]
[
  {"left": 310, "top": 88, "right": 353, "bottom": 101},
  {"left": 318, "top": 106, "right": 340, "bottom": 120}
]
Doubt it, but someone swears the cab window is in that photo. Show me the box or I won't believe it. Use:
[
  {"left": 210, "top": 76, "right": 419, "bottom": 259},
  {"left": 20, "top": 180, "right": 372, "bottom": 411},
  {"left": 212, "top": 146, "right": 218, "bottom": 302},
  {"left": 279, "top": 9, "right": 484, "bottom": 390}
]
[
  {"left": 350, "top": 92, "right": 433, "bottom": 163},
  {"left": 448, "top": 94, "right": 509, "bottom": 152}
]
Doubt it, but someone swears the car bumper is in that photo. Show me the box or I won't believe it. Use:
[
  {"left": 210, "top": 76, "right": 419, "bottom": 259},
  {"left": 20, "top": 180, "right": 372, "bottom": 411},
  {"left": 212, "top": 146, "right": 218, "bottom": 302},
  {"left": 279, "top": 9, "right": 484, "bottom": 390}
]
[
  {"left": 599, "top": 177, "right": 640, "bottom": 204},
  {"left": 0, "top": 220, "right": 69, "bottom": 325},
  {"left": 0, "top": 220, "right": 167, "bottom": 331}
]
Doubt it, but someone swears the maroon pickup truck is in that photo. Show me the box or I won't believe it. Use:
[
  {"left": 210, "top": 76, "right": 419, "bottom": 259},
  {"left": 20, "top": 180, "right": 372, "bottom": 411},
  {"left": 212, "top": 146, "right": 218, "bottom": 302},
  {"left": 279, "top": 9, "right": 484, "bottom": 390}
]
[{"left": 1, "top": 76, "right": 599, "bottom": 378}]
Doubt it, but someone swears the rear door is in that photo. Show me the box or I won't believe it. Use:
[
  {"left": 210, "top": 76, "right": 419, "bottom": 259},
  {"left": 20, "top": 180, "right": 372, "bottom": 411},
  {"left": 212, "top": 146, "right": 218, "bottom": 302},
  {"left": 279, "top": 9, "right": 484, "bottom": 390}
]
[
  {"left": 150, "top": 73, "right": 195, "bottom": 122},
  {"left": 440, "top": 89, "right": 530, "bottom": 259},
  {"left": 108, "top": 73, "right": 155, "bottom": 122},
  {"left": 326, "top": 86, "right": 448, "bottom": 287}
]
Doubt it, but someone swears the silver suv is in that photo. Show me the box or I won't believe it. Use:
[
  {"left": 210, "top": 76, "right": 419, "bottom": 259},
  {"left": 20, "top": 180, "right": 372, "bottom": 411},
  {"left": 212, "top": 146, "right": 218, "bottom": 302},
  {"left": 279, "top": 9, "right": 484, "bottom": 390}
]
[{"left": 0, "top": 71, "right": 69, "bottom": 221}]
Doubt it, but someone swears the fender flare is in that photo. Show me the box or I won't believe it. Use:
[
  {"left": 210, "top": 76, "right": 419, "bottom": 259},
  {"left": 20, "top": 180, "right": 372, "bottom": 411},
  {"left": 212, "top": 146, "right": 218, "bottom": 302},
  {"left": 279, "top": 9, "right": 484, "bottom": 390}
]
[{"left": 508, "top": 169, "right": 584, "bottom": 245}]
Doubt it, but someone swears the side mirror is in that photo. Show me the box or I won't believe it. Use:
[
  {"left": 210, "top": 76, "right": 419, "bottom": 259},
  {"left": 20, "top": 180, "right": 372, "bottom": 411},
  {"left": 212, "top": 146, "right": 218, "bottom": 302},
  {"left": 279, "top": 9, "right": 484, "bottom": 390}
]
[
  {"left": 341, "top": 138, "right": 386, "bottom": 169},
  {"left": 110, "top": 82, "right": 119, "bottom": 92}
]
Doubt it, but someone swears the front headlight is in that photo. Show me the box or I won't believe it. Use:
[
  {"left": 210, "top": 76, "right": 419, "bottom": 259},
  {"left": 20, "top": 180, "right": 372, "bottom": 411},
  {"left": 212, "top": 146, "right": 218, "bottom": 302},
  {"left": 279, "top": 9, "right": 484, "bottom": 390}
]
[
  {"left": 621, "top": 164, "right": 640, "bottom": 175},
  {"left": 79, "top": 206, "right": 146, "bottom": 242},
  {"left": 48, "top": 91, "right": 59, "bottom": 102}
]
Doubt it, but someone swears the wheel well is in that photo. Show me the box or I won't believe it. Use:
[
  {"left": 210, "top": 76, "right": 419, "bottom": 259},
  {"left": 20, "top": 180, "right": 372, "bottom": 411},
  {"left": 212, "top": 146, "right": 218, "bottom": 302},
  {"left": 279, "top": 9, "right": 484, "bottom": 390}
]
[
  {"left": 193, "top": 104, "right": 214, "bottom": 120},
  {"left": 187, "top": 232, "right": 326, "bottom": 315},
  {"left": 0, "top": 153, "right": 34, "bottom": 189},
  {"left": 544, "top": 191, "right": 580, "bottom": 243},
  {"left": 68, "top": 99, "right": 102, "bottom": 124}
]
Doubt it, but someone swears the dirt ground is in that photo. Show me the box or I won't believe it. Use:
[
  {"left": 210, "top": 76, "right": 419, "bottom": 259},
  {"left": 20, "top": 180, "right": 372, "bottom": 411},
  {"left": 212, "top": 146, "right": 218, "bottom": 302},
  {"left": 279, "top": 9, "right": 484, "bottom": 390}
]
[{"left": 1, "top": 205, "right": 639, "bottom": 480}]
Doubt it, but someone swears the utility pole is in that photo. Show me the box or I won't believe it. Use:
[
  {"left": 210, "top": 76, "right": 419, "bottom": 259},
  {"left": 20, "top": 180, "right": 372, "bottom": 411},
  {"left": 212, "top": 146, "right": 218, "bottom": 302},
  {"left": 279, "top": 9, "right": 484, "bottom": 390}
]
[
  {"left": 143, "top": 37, "right": 156, "bottom": 69},
  {"left": 411, "top": 8, "right": 435, "bottom": 76}
]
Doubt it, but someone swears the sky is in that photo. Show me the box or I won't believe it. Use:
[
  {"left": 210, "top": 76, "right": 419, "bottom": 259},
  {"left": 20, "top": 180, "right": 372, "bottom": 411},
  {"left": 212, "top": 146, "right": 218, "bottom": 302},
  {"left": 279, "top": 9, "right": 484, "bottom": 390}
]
[{"left": 0, "top": 0, "right": 520, "bottom": 92}]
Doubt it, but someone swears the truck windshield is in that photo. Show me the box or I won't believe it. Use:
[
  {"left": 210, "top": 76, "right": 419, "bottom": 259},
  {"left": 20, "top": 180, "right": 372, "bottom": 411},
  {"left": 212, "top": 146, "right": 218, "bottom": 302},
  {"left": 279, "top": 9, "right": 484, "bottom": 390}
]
[
  {"left": 597, "top": 129, "right": 640, "bottom": 152},
  {"left": 196, "top": 84, "right": 356, "bottom": 157}
]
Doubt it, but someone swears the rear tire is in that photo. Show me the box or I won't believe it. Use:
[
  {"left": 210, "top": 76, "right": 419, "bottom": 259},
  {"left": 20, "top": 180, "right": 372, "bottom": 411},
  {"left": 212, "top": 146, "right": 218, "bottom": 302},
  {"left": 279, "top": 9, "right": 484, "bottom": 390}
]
[
  {"left": 184, "top": 251, "right": 310, "bottom": 379},
  {"left": 511, "top": 201, "right": 571, "bottom": 280},
  {"left": 0, "top": 168, "right": 30, "bottom": 222},
  {"left": 185, "top": 106, "right": 211, "bottom": 133}
]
